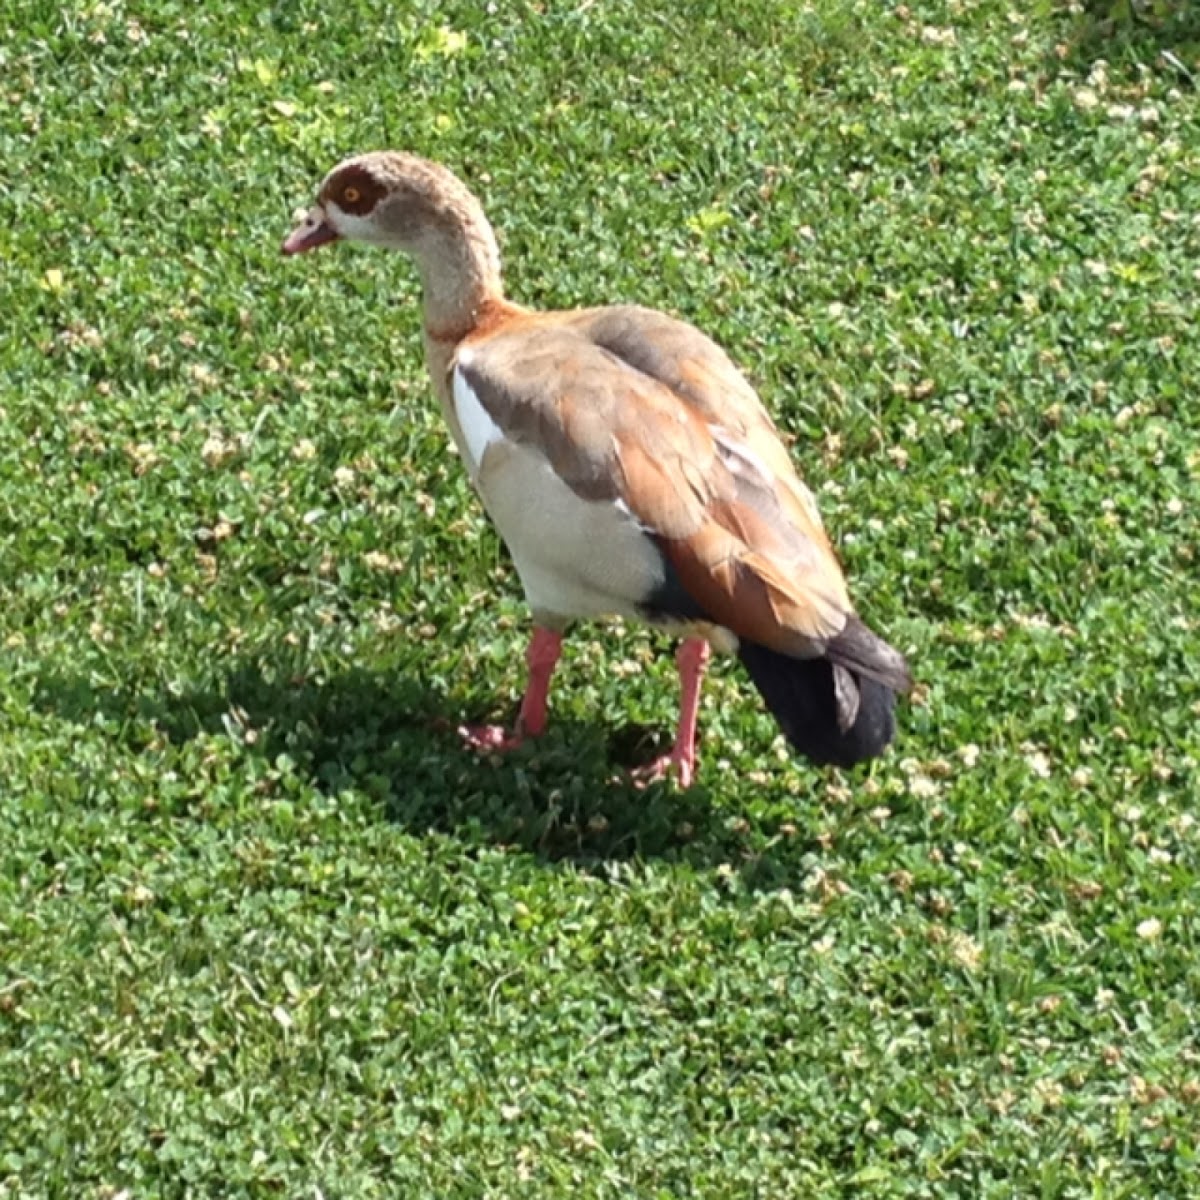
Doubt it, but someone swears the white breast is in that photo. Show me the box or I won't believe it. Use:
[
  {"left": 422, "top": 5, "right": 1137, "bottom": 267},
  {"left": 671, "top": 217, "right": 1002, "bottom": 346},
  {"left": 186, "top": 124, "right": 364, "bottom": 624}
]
[
  {"left": 483, "top": 441, "right": 669, "bottom": 623},
  {"left": 446, "top": 372, "right": 665, "bottom": 623}
]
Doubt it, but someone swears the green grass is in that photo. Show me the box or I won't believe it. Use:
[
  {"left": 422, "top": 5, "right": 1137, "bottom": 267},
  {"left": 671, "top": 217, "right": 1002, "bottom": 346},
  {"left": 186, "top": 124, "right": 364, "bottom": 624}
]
[{"left": 2, "top": 0, "right": 1199, "bottom": 1195}]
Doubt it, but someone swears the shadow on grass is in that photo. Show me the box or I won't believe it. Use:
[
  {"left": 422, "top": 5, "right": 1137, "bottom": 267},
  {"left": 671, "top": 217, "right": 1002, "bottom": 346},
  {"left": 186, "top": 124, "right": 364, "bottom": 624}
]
[
  {"left": 1058, "top": 1, "right": 1200, "bottom": 74},
  {"left": 35, "top": 655, "right": 808, "bottom": 880}
]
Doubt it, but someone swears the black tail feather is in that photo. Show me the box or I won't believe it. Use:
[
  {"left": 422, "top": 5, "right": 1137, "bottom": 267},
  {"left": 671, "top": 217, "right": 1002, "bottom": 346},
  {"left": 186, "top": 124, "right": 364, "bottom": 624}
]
[
  {"left": 827, "top": 615, "right": 913, "bottom": 693},
  {"left": 738, "top": 640, "right": 901, "bottom": 768}
]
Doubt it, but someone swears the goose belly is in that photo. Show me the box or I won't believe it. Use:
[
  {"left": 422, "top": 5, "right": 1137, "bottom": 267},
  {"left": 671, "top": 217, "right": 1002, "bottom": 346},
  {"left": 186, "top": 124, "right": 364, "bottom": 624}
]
[{"left": 475, "top": 439, "right": 666, "bottom": 622}]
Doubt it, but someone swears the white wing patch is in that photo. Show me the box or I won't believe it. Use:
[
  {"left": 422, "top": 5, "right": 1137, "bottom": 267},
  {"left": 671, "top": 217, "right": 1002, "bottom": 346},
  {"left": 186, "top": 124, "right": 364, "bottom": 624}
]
[
  {"left": 452, "top": 365, "right": 504, "bottom": 475},
  {"left": 712, "top": 424, "right": 827, "bottom": 530},
  {"left": 711, "top": 426, "right": 773, "bottom": 485}
]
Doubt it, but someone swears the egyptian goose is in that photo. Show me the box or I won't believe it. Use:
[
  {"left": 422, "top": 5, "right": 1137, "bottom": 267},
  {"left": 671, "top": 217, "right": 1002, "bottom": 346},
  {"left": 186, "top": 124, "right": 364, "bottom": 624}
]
[{"left": 283, "top": 152, "right": 912, "bottom": 785}]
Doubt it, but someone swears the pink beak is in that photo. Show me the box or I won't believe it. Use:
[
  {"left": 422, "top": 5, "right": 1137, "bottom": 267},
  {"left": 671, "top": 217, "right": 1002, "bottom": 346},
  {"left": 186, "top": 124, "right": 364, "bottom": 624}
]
[{"left": 282, "top": 206, "right": 340, "bottom": 255}]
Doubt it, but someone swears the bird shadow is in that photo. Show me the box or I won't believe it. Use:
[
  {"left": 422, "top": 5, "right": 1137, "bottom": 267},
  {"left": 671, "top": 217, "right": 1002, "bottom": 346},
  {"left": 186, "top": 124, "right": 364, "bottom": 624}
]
[{"left": 33, "top": 651, "right": 814, "bottom": 883}]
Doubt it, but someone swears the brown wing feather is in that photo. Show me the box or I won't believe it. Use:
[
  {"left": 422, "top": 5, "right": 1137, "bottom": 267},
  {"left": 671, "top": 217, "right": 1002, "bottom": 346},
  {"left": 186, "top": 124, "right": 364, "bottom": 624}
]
[
  {"left": 458, "top": 309, "right": 852, "bottom": 651},
  {"left": 574, "top": 304, "right": 841, "bottom": 562},
  {"left": 661, "top": 503, "right": 849, "bottom": 652}
]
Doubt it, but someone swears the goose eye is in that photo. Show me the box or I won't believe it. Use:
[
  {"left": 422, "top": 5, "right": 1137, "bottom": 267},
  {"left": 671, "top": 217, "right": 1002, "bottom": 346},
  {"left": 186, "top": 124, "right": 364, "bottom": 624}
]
[{"left": 343, "top": 186, "right": 361, "bottom": 204}]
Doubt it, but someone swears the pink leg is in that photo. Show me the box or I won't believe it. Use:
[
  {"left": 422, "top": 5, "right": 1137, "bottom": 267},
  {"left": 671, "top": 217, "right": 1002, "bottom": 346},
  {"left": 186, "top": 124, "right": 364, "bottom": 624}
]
[
  {"left": 632, "top": 637, "right": 711, "bottom": 788},
  {"left": 460, "top": 627, "right": 563, "bottom": 753},
  {"left": 515, "top": 626, "right": 562, "bottom": 736}
]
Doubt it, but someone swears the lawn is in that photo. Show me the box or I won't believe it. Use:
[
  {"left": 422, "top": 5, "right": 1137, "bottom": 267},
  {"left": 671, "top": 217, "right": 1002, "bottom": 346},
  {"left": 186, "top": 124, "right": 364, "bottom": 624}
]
[{"left": 2, "top": 0, "right": 1199, "bottom": 1195}]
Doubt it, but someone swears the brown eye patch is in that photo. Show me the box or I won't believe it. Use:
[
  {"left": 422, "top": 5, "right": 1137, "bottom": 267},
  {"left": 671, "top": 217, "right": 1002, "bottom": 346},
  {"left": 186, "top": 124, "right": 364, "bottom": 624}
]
[{"left": 320, "top": 164, "right": 385, "bottom": 216}]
